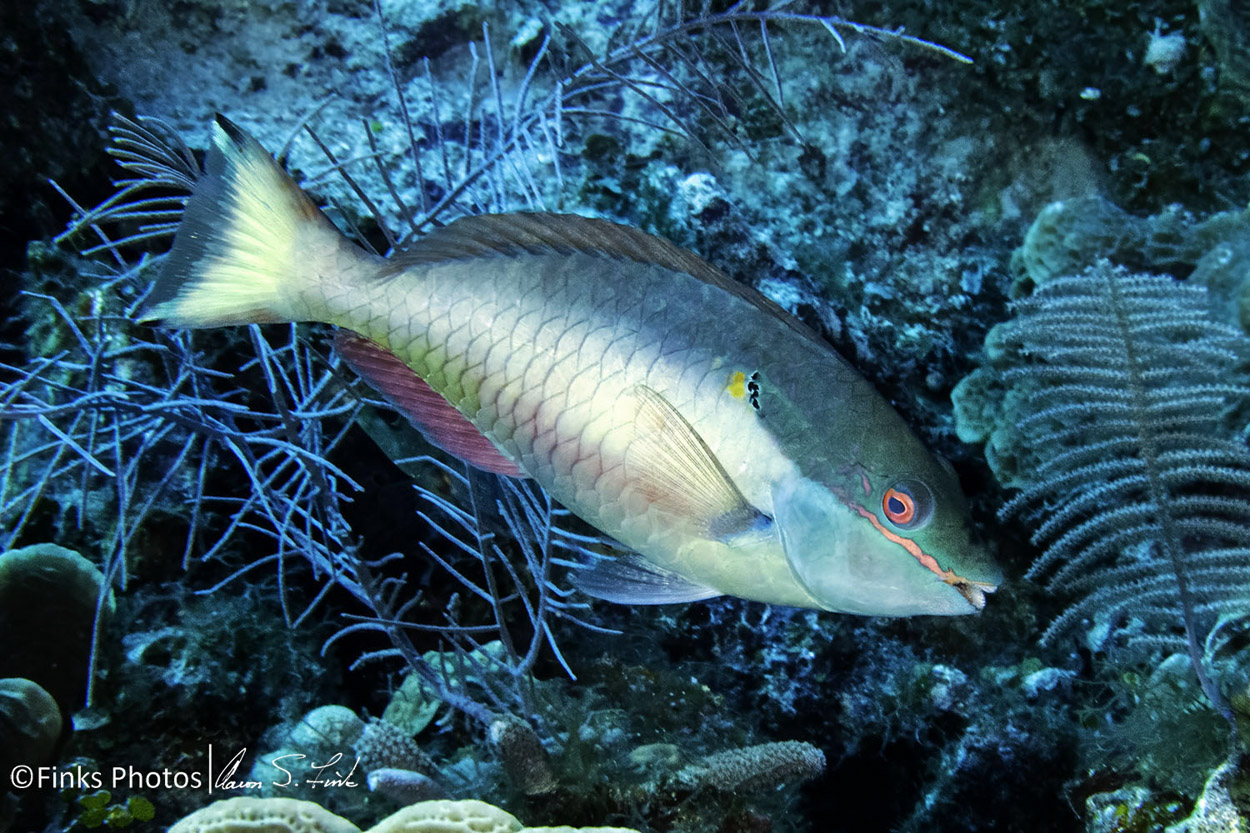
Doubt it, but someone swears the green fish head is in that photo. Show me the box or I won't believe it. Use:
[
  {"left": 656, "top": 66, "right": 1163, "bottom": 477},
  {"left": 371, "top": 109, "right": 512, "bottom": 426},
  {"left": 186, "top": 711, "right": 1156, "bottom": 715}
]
[{"left": 772, "top": 455, "right": 1001, "bottom": 616}]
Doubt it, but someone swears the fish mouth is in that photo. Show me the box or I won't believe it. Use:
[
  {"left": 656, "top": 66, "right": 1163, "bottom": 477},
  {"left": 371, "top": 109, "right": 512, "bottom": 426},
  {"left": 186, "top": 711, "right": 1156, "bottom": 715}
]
[{"left": 952, "top": 580, "right": 997, "bottom": 611}]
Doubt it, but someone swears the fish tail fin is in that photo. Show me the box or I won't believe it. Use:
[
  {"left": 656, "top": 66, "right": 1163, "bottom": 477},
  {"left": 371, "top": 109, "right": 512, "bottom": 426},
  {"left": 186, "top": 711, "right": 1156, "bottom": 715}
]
[{"left": 139, "top": 114, "right": 353, "bottom": 328}]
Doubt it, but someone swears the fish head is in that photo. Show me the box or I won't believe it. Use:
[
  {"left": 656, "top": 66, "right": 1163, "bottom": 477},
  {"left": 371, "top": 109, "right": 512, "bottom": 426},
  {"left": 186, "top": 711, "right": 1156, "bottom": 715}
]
[{"left": 771, "top": 453, "right": 1001, "bottom": 616}]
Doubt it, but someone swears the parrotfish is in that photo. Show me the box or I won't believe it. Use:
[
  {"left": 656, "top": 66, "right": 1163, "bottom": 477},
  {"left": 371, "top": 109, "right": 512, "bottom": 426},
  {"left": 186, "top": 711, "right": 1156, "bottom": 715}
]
[{"left": 143, "top": 115, "right": 1001, "bottom": 616}]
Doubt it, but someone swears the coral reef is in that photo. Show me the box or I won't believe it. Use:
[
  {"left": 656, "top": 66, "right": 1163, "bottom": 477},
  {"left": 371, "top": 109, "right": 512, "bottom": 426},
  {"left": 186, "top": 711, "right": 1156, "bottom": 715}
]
[
  {"left": 0, "top": 543, "right": 113, "bottom": 716},
  {"left": 0, "top": 677, "right": 62, "bottom": 777},
  {"left": 675, "top": 742, "right": 825, "bottom": 793},
  {"left": 168, "top": 797, "right": 362, "bottom": 833},
  {"left": 0, "top": 2, "right": 115, "bottom": 252},
  {"left": 366, "top": 768, "right": 445, "bottom": 804},
  {"left": 382, "top": 675, "right": 441, "bottom": 736},
  {"left": 292, "top": 707, "right": 367, "bottom": 752},
  {"left": 1168, "top": 758, "right": 1250, "bottom": 833},
  {"left": 952, "top": 255, "right": 1250, "bottom": 717},
  {"left": 1010, "top": 194, "right": 1250, "bottom": 322},
  {"left": 8, "top": 0, "right": 1250, "bottom": 829},
  {"left": 356, "top": 718, "right": 435, "bottom": 775},
  {"left": 368, "top": 800, "right": 523, "bottom": 833},
  {"left": 167, "top": 797, "right": 641, "bottom": 833},
  {"left": 250, "top": 703, "right": 437, "bottom": 820},
  {"left": 1198, "top": 0, "right": 1250, "bottom": 95},
  {"left": 488, "top": 717, "right": 557, "bottom": 797}
]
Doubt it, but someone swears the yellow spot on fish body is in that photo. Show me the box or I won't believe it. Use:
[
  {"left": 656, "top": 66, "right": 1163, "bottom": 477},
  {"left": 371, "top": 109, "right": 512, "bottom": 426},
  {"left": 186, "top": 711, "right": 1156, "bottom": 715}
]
[{"left": 727, "top": 370, "right": 747, "bottom": 399}]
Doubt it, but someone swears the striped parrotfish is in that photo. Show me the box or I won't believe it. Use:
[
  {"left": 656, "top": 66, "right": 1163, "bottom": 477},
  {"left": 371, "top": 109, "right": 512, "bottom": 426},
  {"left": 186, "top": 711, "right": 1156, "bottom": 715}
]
[{"left": 143, "top": 115, "right": 1001, "bottom": 616}]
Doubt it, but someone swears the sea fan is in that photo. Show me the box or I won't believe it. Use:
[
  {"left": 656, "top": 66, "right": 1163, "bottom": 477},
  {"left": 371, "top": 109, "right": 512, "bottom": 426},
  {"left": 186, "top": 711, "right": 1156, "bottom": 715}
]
[{"left": 995, "top": 260, "right": 1250, "bottom": 723}]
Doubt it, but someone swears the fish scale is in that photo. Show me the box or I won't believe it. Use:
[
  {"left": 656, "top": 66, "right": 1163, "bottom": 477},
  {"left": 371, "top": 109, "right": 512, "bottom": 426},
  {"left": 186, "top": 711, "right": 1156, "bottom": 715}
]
[
  {"left": 142, "top": 115, "right": 1002, "bottom": 616},
  {"left": 319, "top": 251, "right": 788, "bottom": 565}
]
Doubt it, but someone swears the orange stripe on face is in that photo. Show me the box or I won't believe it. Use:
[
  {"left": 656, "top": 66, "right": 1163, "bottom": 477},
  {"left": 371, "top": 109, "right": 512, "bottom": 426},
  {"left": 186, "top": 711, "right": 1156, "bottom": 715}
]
[{"left": 846, "top": 502, "right": 963, "bottom": 586}]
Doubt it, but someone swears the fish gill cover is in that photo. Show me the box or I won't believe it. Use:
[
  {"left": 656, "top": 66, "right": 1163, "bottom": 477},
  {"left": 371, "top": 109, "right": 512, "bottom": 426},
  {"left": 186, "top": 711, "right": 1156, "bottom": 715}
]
[{"left": 3, "top": 0, "right": 1250, "bottom": 831}]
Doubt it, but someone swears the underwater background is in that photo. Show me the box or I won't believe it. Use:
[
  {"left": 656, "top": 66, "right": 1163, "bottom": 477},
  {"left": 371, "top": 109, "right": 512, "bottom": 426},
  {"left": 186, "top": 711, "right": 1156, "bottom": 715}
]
[{"left": 3, "top": 0, "right": 1250, "bottom": 831}]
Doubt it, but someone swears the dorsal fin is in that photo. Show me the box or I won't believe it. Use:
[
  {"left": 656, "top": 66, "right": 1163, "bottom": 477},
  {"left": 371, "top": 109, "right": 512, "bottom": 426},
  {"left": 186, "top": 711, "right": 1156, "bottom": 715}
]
[
  {"left": 334, "top": 330, "right": 523, "bottom": 477},
  {"left": 388, "top": 213, "right": 819, "bottom": 343}
]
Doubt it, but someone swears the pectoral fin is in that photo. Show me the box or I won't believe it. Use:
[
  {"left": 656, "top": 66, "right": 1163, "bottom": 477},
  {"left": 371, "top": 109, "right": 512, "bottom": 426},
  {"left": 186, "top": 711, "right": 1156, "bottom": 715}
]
[{"left": 623, "top": 384, "right": 770, "bottom": 541}]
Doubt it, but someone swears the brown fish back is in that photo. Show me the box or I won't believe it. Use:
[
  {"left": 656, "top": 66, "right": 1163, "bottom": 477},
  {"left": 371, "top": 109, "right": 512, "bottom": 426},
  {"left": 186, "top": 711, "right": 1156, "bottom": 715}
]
[{"left": 385, "top": 213, "right": 821, "bottom": 344}]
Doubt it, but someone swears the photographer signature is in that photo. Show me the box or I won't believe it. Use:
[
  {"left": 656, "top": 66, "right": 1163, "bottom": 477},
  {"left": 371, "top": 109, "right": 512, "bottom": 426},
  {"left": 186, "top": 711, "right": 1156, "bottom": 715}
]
[{"left": 212, "top": 747, "right": 362, "bottom": 791}]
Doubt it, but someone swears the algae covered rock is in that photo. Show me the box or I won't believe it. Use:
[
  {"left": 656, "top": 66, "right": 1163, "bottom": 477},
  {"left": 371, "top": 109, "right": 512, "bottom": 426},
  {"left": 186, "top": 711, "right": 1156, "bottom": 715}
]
[
  {"left": 381, "top": 673, "right": 441, "bottom": 736},
  {"left": 1013, "top": 196, "right": 1144, "bottom": 295},
  {"left": 1199, "top": 0, "right": 1250, "bottom": 95},
  {"left": 1011, "top": 195, "right": 1250, "bottom": 302},
  {"left": 1190, "top": 233, "right": 1250, "bottom": 332},
  {"left": 288, "top": 705, "right": 366, "bottom": 750}
]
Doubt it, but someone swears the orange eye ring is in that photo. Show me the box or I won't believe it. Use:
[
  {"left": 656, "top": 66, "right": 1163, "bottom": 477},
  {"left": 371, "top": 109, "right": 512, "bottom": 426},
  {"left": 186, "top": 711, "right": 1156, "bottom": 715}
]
[
  {"left": 883, "top": 488, "right": 916, "bottom": 525},
  {"left": 881, "top": 480, "right": 934, "bottom": 530}
]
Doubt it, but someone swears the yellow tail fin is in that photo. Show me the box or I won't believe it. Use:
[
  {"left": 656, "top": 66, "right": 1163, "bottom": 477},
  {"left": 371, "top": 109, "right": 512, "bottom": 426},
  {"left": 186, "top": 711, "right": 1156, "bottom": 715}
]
[{"left": 140, "top": 115, "right": 347, "bottom": 328}]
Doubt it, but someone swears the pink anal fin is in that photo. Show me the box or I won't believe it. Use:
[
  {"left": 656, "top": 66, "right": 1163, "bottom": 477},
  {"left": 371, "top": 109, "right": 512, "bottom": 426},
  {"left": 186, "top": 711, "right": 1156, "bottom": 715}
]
[{"left": 334, "top": 329, "right": 524, "bottom": 478}]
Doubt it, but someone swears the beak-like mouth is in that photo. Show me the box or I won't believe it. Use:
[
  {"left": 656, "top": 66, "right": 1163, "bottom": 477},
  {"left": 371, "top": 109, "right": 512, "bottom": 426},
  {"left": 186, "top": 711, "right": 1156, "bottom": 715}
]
[{"left": 953, "top": 580, "right": 997, "bottom": 611}]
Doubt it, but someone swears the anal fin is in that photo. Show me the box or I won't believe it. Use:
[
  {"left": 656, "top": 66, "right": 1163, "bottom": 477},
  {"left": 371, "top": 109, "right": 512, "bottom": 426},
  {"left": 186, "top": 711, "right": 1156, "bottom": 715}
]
[
  {"left": 335, "top": 330, "right": 523, "bottom": 477},
  {"left": 572, "top": 553, "right": 721, "bottom": 605}
]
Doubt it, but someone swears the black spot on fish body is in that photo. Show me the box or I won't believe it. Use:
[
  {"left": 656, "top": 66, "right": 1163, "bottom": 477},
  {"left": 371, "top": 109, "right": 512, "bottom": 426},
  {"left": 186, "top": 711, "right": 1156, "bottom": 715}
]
[{"left": 747, "top": 370, "right": 763, "bottom": 416}]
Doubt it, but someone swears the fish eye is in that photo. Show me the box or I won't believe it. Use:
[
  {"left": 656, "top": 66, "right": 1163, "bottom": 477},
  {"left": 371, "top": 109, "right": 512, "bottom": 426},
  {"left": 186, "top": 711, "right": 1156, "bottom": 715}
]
[{"left": 882, "top": 479, "right": 933, "bottom": 530}]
